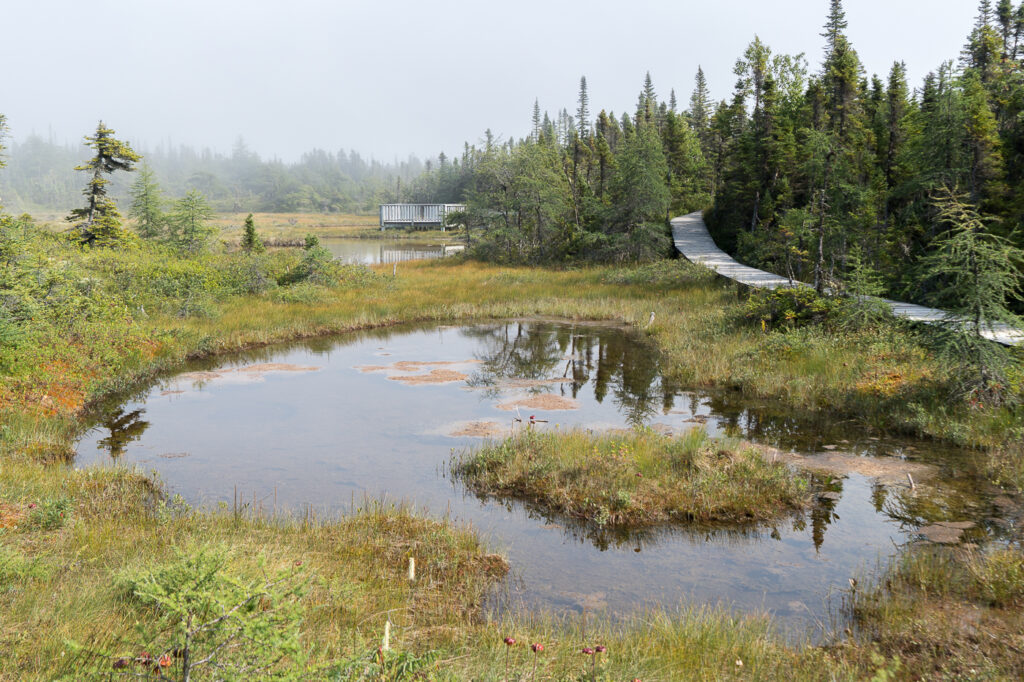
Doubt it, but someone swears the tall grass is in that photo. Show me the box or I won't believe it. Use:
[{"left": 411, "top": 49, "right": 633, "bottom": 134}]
[
  {"left": 2, "top": 234, "right": 1022, "bottom": 678},
  {"left": 454, "top": 428, "right": 812, "bottom": 527}
]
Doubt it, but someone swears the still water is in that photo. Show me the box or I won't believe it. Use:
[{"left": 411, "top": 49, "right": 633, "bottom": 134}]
[
  {"left": 320, "top": 238, "right": 456, "bottom": 264},
  {"left": 75, "top": 321, "right": 1014, "bottom": 635}
]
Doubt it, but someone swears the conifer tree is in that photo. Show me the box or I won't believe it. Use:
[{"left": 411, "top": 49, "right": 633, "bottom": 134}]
[
  {"left": 170, "top": 190, "right": 216, "bottom": 254},
  {"left": 920, "top": 188, "right": 1024, "bottom": 404},
  {"left": 531, "top": 99, "right": 542, "bottom": 140},
  {"left": 128, "top": 164, "right": 166, "bottom": 240},
  {"left": 998, "top": 0, "right": 1015, "bottom": 54},
  {"left": 963, "top": 0, "right": 1002, "bottom": 80},
  {"left": 241, "top": 213, "right": 265, "bottom": 254},
  {"left": 67, "top": 121, "right": 140, "bottom": 246},
  {"left": 576, "top": 76, "right": 590, "bottom": 137},
  {"left": 689, "top": 67, "right": 712, "bottom": 152}
]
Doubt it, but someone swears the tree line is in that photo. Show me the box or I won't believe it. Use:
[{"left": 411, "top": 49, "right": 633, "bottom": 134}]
[
  {"left": 402, "top": 0, "right": 1024, "bottom": 294},
  {"left": 0, "top": 134, "right": 426, "bottom": 215}
]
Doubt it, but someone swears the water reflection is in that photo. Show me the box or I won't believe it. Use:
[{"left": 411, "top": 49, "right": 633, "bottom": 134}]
[
  {"left": 96, "top": 408, "right": 150, "bottom": 459},
  {"left": 465, "top": 322, "right": 680, "bottom": 425},
  {"left": 74, "top": 320, "right": 1018, "bottom": 628}
]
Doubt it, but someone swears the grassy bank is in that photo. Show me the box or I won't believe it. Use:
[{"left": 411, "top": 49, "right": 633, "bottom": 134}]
[
  {"left": 2, "top": 216, "right": 1023, "bottom": 677},
  {"left": 847, "top": 545, "right": 1024, "bottom": 679},
  {"left": 454, "top": 429, "right": 812, "bottom": 527}
]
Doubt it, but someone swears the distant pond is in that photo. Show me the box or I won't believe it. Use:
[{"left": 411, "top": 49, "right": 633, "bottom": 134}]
[
  {"left": 320, "top": 238, "right": 459, "bottom": 264},
  {"left": 75, "top": 320, "right": 1018, "bottom": 636}
]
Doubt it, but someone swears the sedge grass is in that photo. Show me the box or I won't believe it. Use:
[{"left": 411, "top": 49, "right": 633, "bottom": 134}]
[
  {"left": 454, "top": 428, "right": 812, "bottom": 527},
  {"left": 2, "top": 242, "right": 1023, "bottom": 678}
]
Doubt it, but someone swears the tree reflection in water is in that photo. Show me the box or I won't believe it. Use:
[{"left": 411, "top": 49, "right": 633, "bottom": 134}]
[
  {"left": 462, "top": 321, "right": 681, "bottom": 425},
  {"left": 96, "top": 408, "right": 150, "bottom": 458}
]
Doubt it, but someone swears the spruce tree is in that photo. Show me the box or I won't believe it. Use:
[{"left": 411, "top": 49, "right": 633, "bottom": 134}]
[
  {"left": 998, "top": 0, "right": 1014, "bottom": 53},
  {"left": 531, "top": 99, "right": 542, "bottom": 140},
  {"left": 67, "top": 121, "right": 140, "bottom": 246},
  {"left": 170, "top": 190, "right": 216, "bottom": 254},
  {"left": 128, "top": 164, "right": 166, "bottom": 240},
  {"left": 241, "top": 213, "right": 265, "bottom": 253},
  {"left": 689, "top": 67, "right": 712, "bottom": 149},
  {"left": 576, "top": 76, "right": 590, "bottom": 137},
  {"left": 920, "top": 188, "right": 1024, "bottom": 404}
]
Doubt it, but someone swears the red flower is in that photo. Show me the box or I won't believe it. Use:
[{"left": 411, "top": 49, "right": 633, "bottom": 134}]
[
  {"left": 504, "top": 637, "right": 516, "bottom": 646},
  {"left": 531, "top": 643, "right": 544, "bottom": 653},
  {"left": 595, "top": 645, "right": 606, "bottom": 653},
  {"left": 582, "top": 647, "right": 594, "bottom": 655},
  {"left": 158, "top": 654, "right": 172, "bottom": 668}
]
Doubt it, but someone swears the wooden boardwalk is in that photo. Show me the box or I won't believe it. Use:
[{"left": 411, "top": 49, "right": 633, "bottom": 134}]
[{"left": 670, "top": 212, "right": 1023, "bottom": 346}]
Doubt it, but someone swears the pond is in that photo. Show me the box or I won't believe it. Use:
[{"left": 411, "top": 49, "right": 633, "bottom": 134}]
[
  {"left": 319, "top": 238, "right": 460, "bottom": 264},
  {"left": 75, "top": 321, "right": 1019, "bottom": 636}
]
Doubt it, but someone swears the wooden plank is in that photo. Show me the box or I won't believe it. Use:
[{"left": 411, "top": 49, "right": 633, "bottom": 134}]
[{"left": 671, "top": 212, "right": 1023, "bottom": 346}]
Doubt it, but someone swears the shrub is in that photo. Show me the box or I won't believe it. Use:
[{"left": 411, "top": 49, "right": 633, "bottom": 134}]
[
  {"left": 744, "top": 287, "right": 843, "bottom": 329},
  {"left": 602, "top": 259, "right": 716, "bottom": 289},
  {"left": 107, "top": 544, "right": 309, "bottom": 679}
]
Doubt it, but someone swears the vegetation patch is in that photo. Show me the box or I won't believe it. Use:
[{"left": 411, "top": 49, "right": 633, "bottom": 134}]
[
  {"left": 453, "top": 428, "right": 812, "bottom": 527},
  {"left": 847, "top": 546, "right": 1024, "bottom": 679}
]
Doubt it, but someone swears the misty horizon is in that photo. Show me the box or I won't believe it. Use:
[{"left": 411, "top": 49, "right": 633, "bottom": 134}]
[{"left": 3, "top": 0, "right": 976, "bottom": 164}]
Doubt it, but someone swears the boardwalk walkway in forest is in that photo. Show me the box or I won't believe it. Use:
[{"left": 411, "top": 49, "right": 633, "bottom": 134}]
[{"left": 670, "top": 212, "right": 1023, "bottom": 346}]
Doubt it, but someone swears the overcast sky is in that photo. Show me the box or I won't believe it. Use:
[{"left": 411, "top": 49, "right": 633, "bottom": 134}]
[{"left": 2, "top": 0, "right": 978, "bottom": 162}]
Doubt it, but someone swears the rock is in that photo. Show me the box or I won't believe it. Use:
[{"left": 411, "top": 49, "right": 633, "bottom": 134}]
[
  {"left": 818, "top": 491, "right": 842, "bottom": 502},
  {"left": 933, "top": 520, "right": 975, "bottom": 530},
  {"left": 919, "top": 524, "right": 965, "bottom": 544}
]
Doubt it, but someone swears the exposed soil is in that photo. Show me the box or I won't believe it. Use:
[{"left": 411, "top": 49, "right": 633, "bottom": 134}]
[
  {"left": 762, "top": 446, "right": 937, "bottom": 487},
  {"left": 918, "top": 521, "right": 976, "bottom": 544},
  {"left": 176, "top": 363, "right": 320, "bottom": 384},
  {"left": 356, "top": 360, "right": 480, "bottom": 373},
  {"left": 236, "top": 363, "right": 320, "bottom": 373},
  {"left": 492, "top": 377, "right": 576, "bottom": 389},
  {"left": 389, "top": 369, "right": 468, "bottom": 385},
  {"left": 449, "top": 421, "right": 507, "bottom": 437},
  {"left": 496, "top": 395, "right": 581, "bottom": 411}
]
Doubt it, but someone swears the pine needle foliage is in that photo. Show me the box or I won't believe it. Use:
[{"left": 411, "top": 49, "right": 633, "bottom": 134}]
[
  {"left": 67, "top": 121, "right": 140, "bottom": 247},
  {"left": 920, "top": 187, "right": 1024, "bottom": 404},
  {"left": 240, "top": 213, "right": 265, "bottom": 254}
]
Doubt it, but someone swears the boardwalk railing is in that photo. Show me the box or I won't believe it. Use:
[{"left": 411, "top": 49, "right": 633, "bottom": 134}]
[{"left": 671, "top": 212, "right": 1023, "bottom": 346}]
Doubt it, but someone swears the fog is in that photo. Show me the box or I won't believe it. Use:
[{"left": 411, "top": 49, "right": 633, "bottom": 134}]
[{"left": 2, "top": 0, "right": 977, "bottom": 161}]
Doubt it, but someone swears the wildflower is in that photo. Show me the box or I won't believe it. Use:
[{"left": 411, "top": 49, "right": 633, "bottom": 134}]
[
  {"left": 595, "top": 645, "right": 606, "bottom": 653},
  {"left": 28, "top": 503, "right": 36, "bottom": 509},
  {"left": 531, "top": 643, "right": 543, "bottom": 653},
  {"left": 294, "top": 560, "right": 303, "bottom": 567},
  {"left": 159, "top": 654, "right": 172, "bottom": 668},
  {"left": 504, "top": 637, "right": 516, "bottom": 646},
  {"left": 582, "top": 647, "right": 594, "bottom": 655},
  {"left": 736, "top": 659, "right": 743, "bottom": 667},
  {"left": 112, "top": 658, "right": 128, "bottom": 669}
]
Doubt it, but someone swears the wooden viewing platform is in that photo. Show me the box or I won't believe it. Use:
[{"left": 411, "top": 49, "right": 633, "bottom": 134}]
[
  {"left": 379, "top": 203, "right": 466, "bottom": 231},
  {"left": 671, "top": 212, "right": 1023, "bottom": 346}
]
